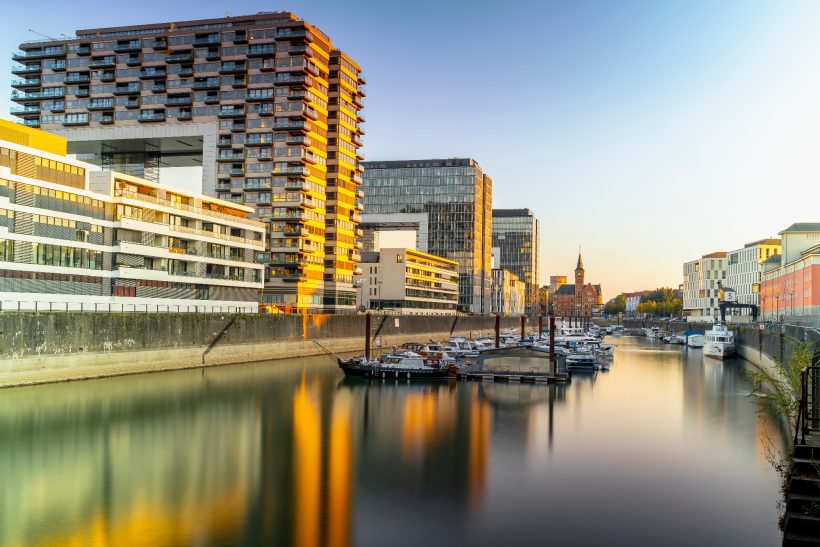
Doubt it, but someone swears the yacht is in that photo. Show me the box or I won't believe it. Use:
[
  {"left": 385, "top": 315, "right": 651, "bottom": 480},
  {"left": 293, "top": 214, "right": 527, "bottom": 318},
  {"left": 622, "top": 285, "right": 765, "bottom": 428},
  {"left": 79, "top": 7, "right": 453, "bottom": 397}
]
[{"left": 703, "top": 324, "right": 735, "bottom": 359}]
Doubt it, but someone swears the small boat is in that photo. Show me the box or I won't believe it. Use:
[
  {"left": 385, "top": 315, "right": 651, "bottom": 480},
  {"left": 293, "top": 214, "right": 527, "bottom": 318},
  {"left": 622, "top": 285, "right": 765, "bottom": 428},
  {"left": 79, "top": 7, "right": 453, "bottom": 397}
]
[
  {"left": 566, "top": 353, "right": 598, "bottom": 369},
  {"left": 686, "top": 334, "right": 705, "bottom": 348},
  {"left": 338, "top": 351, "right": 456, "bottom": 379},
  {"left": 703, "top": 324, "right": 735, "bottom": 359}
]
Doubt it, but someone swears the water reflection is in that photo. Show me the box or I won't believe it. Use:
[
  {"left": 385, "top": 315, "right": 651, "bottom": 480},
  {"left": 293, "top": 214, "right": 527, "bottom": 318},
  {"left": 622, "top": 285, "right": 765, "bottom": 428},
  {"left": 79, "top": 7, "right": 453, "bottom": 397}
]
[{"left": 0, "top": 338, "right": 787, "bottom": 547}]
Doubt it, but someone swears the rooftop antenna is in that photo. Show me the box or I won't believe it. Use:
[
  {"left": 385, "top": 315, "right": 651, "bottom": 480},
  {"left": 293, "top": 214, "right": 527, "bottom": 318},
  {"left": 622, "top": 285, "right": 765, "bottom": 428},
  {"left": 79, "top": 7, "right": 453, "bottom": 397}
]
[{"left": 28, "top": 29, "right": 60, "bottom": 41}]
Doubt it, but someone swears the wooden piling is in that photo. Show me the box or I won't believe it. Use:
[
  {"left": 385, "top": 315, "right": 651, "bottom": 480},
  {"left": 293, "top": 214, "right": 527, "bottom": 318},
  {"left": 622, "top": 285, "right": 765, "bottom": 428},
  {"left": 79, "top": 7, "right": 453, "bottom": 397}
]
[
  {"left": 495, "top": 314, "right": 501, "bottom": 349},
  {"left": 365, "top": 313, "right": 371, "bottom": 360},
  {"left": 520, "top": 315, "right": 526, "bottom": 341}
]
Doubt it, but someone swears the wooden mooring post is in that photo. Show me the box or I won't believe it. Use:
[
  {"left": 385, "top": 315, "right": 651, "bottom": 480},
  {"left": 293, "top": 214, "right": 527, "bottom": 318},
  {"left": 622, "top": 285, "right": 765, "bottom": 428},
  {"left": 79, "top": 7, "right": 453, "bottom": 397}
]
[
  {"left": 538, "top": 316, "right": 543, "bottom": 340},
  {"left": 549, "top": 314, "right": 556, "bottom": 375},
  {"left": 365, "top": 313, "right": 371, "bottom": 360},
  {"left": 495, "top": 314, "right": 501, "bottom": 349},
  {"left": 520, "top": 315, "right": 526, "bottom": 340}
]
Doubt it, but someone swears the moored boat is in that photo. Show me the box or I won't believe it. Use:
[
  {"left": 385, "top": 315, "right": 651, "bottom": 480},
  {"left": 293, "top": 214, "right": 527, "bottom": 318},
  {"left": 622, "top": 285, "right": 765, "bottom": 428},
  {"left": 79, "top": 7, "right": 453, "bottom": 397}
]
[
  {"left": 703, "top": 324, "right": 735, "bottom": 359},
  {"left": 338, "top": 351, "right": 457, "bottom": 379}
]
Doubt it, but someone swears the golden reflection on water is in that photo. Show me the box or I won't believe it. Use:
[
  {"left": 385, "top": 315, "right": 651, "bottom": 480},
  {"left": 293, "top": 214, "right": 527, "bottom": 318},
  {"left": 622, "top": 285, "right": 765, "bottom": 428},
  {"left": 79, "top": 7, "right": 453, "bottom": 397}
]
[{"left": 0, "top": 341, "right": 789, "bottom": 547}]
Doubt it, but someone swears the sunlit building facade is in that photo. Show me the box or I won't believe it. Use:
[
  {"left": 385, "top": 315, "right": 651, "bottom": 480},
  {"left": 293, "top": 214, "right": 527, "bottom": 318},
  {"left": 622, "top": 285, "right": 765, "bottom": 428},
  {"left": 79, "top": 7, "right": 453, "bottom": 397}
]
[
  {"left": 10, "top": 12, "right": 365, "bottom": 312},
  {"left": 355, "top": 247, "right": 458, "bottom": 314},
  {"left": 361, "top": 159, "right": 493, "bottom": 313},
  {"left": 0, "top": 119, "right": 265, "bottom": 312},
  {"left": 492, "top": 208, "right": 539, "bottom": 315},
  {"left": 682, "top": 252, "right": 726, "bottom": 322}
]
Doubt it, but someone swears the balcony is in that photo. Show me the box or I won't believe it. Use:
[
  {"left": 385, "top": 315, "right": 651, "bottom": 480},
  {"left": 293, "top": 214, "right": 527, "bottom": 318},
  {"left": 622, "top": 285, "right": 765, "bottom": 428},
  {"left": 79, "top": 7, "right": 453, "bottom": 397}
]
[
  {"left": 114, "top": 83, "right": 141, "bottom": 95},
  {"left": 248, "top": 45, "right": 276, "bottom": 57},
  {"left": 352, "top": 135, "right": 363, "bottom": 147},
  {"left": 192, "top": 79, "right": 220, "bottom": 90},
  {"left": 13, "top": 47, "right": 66, "bottom": 61},
  {"left": 217, "top": 152, "right": 245, "bottom": 162},
  {"left": 63, "top": 114, "right": 88, "bottom": 127},
  {"left": 48, "top": 102, "right": 65, "bottom": 113},
  {"left": 231, "top": 78, "right": 247, "bottom": 89},
  {"left": 178, "top": 68, "right": 194, "bottom": 77},
  {"left": 351, "top": 96, "right": 364, "bottom": 109},
  {"left": 260, "top": 60, "right": 276, "bottom": 72},
  {"left": 73, "top": 88, "right": 90, "bottom": 98},
  {"left": 12, "top": 65, "right": 40, "bottom": 75},
  {"left": 273, "top": 119, "right": 310, "bottom": 132},
  {"left": 167, "top": 52, "right": 193, "bottom": 63},
  {"left": 277, "top": 29, "right": 312, "bottom": 42},
  {"left": 114, "top": 41, "right": 142, "bottom": 53},
  {"left": 125, "top": 56, "right": 142, "bottom": 67},
  {"left": 193, "top": 35, "right": 221, "bottom": 47},
  {"left": 88, "top": 99, "right": 115, "bottom": 110},
  {"left": 286, "top": 135, "right": 312, "bottom": 146},
  {"left": 229, "top": 123, "right": 246, "bottom": 133},
  {"left": 305, "top": 62, "right": 320, "bottom": 77},
  {"left": 51, "top": 61, "right": 66, "bottom": 72},
  {"left": 302, "top": 152, "right": 322, "bottom": 165},
  {"left": 150, "top": 83, "right": 167, "bottom": 93},
  {"left": 11, "top": 78, "right": 41, "bottom": 89},
  {"left": 138, "top": 110, "right": 166, "bottom": 122},
  {"left": 282, "top": 226, "right": 309, "bottom": 237},
  {"left": 246, "top": 91, "right": 274, "bottom": 102},
  {"left": 351, "top": 213, "right": 362, "bottom": 223},
  {"left": 205, "top": 50, "right": 221, "bottom": 61},
  {"left": 218, "top": 108, "right": 245, "bottom": 118},
  {"left": 76, "top": 45, "right": 91, "bottom": 56},
  {"left": 177, "top": 111, "right": 192, "bottom": 121},
  {"left": 89, "top": 57, "right": 116, "bottom": 69},
  {"left": 63, "top": 73, "right": 90, "bottom": 84},
  {"left": 99, "top": 115, "right": 114, "bottom": 124},
  {"left": 11, "top": 90, "right": 62, "bottom": 102},
  {"left": 221, "top": 167, "right": 245, "bottom": 177},
  {"left": 21, "top": 119, "right": 40, "bottom": 128},
  {"left": 166, "top": 95, "right": 192, "bottom": 106},
  {"left": 140, "top": 68, "right": 166, "bottom": 79},
  {"left": 152, "top": 39, "right": 168, "bottom": 50},
  {"left": 98, "top": 72, "right": 116, "bottom": 83},
  {"left": 124, "top": 99, "right": 140, "bottom": 109},
  {"left": 220, "top": 62, "right": 246, "bottom": 74},
  {"left": 204, "top": 93, "right": 220, "bottom": 104},
  {"left": 10, "top": 105, "right": 40, "bottom": 115},
  {"left": 278, "top": 165, "right": 311, "bottom": 177},
  {"left": 355, "top": 189, "right": 364, "bottom": 199},
  {"left": 352, "top": 174, "right": 363, "bottom": 184}
]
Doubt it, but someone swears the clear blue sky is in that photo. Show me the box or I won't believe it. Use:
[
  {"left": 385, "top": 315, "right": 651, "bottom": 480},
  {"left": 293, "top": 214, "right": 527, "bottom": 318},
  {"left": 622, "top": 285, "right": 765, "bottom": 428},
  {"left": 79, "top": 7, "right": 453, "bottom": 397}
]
[{"left": 4, "top": 0, "right": 820, "bottom": 298}]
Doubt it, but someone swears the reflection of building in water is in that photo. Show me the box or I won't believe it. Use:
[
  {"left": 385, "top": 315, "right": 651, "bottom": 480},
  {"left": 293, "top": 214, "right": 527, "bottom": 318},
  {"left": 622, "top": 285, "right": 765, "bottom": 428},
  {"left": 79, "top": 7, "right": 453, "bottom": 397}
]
[{"left": 0, "top": 371, "right": 261, "bottom": 546}]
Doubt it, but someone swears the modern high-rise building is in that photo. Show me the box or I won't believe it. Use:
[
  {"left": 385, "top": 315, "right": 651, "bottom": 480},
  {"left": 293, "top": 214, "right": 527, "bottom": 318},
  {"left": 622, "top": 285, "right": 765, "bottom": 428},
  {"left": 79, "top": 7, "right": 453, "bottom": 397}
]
[
  {"left": 361, "top": 159, "right": 493, "bottom": 314},
  {"left": 726, "top": 238, "right": 781, "bottom": 312},
  {"left": 10, "top": 12, "right": 365, "bottom": 312},
  {"left": 491, "top": 208, "right": 539, "bottom": 315}
]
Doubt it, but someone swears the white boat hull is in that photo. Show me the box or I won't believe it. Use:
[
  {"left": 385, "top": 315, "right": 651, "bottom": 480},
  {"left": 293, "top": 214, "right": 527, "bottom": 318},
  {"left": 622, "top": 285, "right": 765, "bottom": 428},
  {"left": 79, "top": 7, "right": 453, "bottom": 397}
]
[{"left": 703, "top": 343, "right": 735, "bottom": 359}]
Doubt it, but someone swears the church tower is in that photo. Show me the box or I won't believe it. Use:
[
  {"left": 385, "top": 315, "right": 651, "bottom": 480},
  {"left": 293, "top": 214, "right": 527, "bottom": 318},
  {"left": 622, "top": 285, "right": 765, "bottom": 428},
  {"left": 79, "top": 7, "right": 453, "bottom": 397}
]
[{"left": 575, "top": 252, "right": 584, "bottom": 312}]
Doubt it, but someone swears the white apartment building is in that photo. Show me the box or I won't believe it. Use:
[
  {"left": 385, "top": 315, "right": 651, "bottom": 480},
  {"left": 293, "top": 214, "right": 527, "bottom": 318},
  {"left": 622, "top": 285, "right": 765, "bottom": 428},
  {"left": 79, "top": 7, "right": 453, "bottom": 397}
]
[
  {"left": 491, "top": 268, "right": 525, "bottom": 316},
  {"left": 0, "top": 119, "right": 266, "bottom": 312},
  {"left": 726, "top": 238, "right": 781, "bottom": 311},
  {"left": 682, "top": 252, "right": 727, "bottom": 322},
  {"left": 355, "top": 248, "right": 458, "bottom": 315}
]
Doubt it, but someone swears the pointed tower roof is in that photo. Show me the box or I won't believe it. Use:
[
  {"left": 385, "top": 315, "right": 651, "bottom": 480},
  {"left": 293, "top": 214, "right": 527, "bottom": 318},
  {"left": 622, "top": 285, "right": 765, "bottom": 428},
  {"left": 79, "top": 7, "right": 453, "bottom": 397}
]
[{"left": 576, "top": 252, "right": 584, "bottom": 271}]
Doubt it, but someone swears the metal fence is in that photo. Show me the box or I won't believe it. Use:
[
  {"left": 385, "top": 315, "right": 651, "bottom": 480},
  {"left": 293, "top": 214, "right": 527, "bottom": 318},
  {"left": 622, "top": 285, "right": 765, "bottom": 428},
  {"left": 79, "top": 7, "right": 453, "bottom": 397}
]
[{"left": 0, "top": 301, "right": 252, "bottom": 314}]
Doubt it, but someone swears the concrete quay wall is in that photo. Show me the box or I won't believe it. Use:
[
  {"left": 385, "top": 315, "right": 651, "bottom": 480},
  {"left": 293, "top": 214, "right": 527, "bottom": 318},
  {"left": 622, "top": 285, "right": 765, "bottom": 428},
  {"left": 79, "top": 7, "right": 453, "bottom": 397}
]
[{"left": 0, "top": 313, "right": 532, "bottom": 387}]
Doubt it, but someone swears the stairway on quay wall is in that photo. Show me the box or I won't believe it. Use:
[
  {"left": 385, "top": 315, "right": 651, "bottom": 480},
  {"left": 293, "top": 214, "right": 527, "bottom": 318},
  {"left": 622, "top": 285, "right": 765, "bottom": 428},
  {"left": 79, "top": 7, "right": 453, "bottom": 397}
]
[{"left": 0, "top": 312, "right": 531, "bottom": 388}]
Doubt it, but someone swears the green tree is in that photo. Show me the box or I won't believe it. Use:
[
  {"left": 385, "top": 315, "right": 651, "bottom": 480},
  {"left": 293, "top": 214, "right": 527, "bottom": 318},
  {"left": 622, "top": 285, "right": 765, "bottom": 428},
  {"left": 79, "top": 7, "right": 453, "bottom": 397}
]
[{"left": 604, "top": 294, "right": 626, "bottom": 315}]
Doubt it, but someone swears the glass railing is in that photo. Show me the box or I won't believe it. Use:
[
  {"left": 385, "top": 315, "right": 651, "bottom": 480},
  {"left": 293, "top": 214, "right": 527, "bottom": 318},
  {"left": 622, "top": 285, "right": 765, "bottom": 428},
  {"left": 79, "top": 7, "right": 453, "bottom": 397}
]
[{"left": 117, "top": 189, "right": 263, "bottom": 229}]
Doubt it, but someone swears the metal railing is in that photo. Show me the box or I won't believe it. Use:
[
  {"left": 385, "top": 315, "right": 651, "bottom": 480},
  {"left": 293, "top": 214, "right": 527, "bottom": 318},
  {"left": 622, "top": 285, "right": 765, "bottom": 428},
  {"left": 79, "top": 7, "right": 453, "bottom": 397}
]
[
  {"left": 796, "top": 365, "right": 820, "bottom": 446},
  {"left": 0, "top": 301, "right": 252, "bottom": 314}
]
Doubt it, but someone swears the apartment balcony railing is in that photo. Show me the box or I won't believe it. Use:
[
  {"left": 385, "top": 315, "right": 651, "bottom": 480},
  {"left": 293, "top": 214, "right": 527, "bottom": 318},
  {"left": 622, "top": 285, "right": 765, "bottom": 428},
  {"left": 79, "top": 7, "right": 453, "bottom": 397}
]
[
  {"left": 64, "top": 73, "right": 90, "bottom": 84},
  {"left": 11, "top": 90, "right": 64, "bottom": 101},
  {"left": 166, "top": 96, "right": 192, "bottom": 106},
  {"left": 89, "top": 58, "right": 116, "bottom": 69},
  {"left": 217, "top": 153, "right": 245, "bottom": 162},
  {"left": 13, "top": 47, "right": 66, "bottom": 60},
  {"left": 276, "top": 165, "right": 311, "bottom": 176},
  {"left": 248, "top": 45, "right": 275, "bottom": 57},
  {"left": 193, "top": 35, "right": 221, "bottom": 47},
  {"left": 167, "top": 52, "right": 194, "bottom": 63},
  {"left": 217, "top": 108, "right": 245, "bottom": 118},
  {"left": 88, "top": 99, "right": 115, "bottom": 110},
  {"left": 139, "top": 69, "right": 166, "bottom": 79},
  {"left": 10, "top": 105, "right": 41, "bottom": 114},
  {"left": 113, "top": 41, "right": 142, "bottom": 52},
  {"left": 12, "top": 65, "right": 41, "bottom": 75},
  {"left": 192, "top": 79, "right": 220, "bottom": 90},
  {"left": 219, "top": 62, "right": 247, "bottom": 74},
  {"left": 11, "top": 78, "right": 41, "bottom": 88},
  {"left": 114, "top": 83, "right": 141, "bottom": 95},
  {"left": 138, "top": 110, "right": 166, "bottom": 122}
]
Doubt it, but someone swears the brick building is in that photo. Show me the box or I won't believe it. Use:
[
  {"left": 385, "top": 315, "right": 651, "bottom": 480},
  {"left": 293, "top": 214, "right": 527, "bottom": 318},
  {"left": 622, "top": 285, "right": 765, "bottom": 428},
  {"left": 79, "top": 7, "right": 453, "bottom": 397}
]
[{"left": 553, "top": 253, "right": 602, "bottom": 317}]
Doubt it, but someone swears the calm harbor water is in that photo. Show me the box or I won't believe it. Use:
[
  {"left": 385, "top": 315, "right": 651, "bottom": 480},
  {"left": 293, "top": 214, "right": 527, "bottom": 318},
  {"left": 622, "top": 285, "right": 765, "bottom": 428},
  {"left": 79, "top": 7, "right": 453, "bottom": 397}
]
[{"left": 0, "top": 336, "right": 787, "bottom": 547}]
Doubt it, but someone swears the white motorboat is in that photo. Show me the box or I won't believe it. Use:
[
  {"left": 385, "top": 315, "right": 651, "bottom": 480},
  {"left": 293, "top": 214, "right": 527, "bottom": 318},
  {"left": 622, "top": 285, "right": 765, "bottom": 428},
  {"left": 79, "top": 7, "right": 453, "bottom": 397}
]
[
  {"left": 445, "top": 338, "right": 481, "bottom": 358},
  {"left": 566, "top": 353, "right": 598, "bottom": 369},
  {"left": 703, "top": 324, "right": 735, "bottom": 359},
  {"left": 686, "top": 334, "right": 705, "bottom": 348}
]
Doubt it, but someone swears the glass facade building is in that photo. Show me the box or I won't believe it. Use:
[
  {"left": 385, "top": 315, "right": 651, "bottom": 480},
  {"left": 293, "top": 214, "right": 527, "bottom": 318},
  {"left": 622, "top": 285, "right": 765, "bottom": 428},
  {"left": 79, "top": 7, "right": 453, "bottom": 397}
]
[
  {"left": 492, "top": 208, "right": 540, "bottom": 315},
  {"left": 361, "top": 159, "right": 492, "bottom": 313},
  {"left": 10, "top": 12, "right": 365, "bottom": 312}
]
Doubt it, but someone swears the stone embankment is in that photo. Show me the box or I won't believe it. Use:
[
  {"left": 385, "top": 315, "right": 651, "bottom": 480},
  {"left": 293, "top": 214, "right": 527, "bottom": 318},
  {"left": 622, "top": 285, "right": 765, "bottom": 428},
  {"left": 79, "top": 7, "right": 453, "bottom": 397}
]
[{"left": 0, "top": 312, "right": 530, "bottom": 387}]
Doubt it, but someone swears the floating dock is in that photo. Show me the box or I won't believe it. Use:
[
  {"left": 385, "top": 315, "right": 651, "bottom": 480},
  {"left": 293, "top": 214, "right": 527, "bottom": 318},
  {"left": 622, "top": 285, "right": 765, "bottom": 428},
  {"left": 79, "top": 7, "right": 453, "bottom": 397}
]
[{"left": 457, "top": 371, "right": 571, "bottom": 384}]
